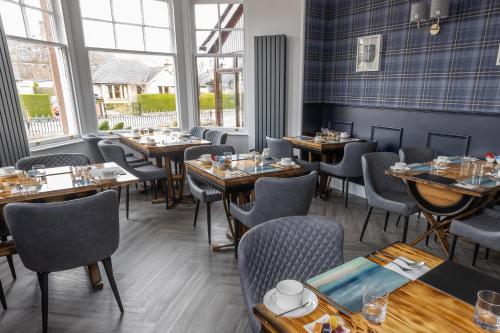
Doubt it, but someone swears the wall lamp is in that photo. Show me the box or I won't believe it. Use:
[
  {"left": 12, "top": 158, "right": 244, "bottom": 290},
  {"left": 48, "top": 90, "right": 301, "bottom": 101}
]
[{"left": 410, "top": 0, "right": 449, "bottom": 36}]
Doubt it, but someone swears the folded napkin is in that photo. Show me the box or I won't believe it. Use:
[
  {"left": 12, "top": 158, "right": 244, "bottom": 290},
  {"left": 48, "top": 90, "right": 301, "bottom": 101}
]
[
  {"left": 454, "top": 183, "right": 477, "bottom": 190},
  {"left": 90, "top": 167, "right": 125, "bottom": 178},
  {"left": 384, "top": 257, "right": 430, "bottom": 281}
]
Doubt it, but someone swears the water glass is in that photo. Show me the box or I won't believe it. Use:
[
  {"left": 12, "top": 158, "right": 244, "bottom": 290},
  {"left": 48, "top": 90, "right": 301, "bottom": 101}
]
[
  {"left": 314, "top": 132, "right": 323, "bottom": 143},
  {"left": 224, "top": 152, "right": 233, "bottom": 168},
  {"left": 362, "top": 285, "right": 389, "bottom": 324},
  {"left": 254, "top": 153, "right": 263, "bottom": 167},
  {"left": 474, "top": 290, "right": 500, "bottom": 332}
]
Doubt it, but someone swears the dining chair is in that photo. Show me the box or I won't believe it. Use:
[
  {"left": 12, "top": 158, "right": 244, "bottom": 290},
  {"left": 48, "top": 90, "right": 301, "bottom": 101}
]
[
  {"left": 399, "top": 147, "right": 435, "bottom": 164},
  {"left": 320, "top": 141, "right": 378, "bottom": 208},
  {"left": 449, "top": 208, "right": 500, "bottom": 266},
  {"left": 238, "top": 215, "right": 344, "bottom": 333},
  {"left": 4, "top": 190, "right": 124, "bottom": 333},
  {"left": 230, "top": 171, "right": 317, "bottom": 256},
  {"left": 15, "top": 153, "right": 90, "bottom": 171},
  {"left": 359, "top": 152, "right": 419, "bottom": 243},
  {"left": 184, "top": 145, "right": 235, "bottom": 244},
  {"left": 265, "top": 136, "right": 320, "bottom": 172},
  {"left": 0, "top": 240, "right": 16, "bottom": 310},
  {"left": 83, "top": 134, "right": 148, "bottom": 166},
  {"left": 98, "top": 140, "right": 168, "bottom": 217},
  {"left": 204, "top": 129, "right": 228, "bottom": 145},
  {"left": 189, "top": 126, "right": 209, "bottom": 139}
]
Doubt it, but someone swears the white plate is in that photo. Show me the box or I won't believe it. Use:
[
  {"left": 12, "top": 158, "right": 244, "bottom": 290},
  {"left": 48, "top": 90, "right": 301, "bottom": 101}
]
[
  {"left": 263, "top": 287, "right": 318, "bottom": 318},
  {"left": 278, "top": 161, "right": 296, "bottom": 167},
  {"left": 390, "top": 166, "right": 410, "bottom": 171}
]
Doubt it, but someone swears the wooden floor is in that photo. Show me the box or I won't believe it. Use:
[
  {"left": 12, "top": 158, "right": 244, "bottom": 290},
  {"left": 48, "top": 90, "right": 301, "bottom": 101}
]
[{"left": 0, "top": 188, "right": 499, "bottom": 332}]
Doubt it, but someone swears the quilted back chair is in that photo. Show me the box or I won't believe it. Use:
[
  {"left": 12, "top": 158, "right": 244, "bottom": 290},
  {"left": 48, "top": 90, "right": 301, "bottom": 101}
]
[
  {"left": 16, "top": 153, "right": 90, "bottom": 171},
  {"left": 238, "top": 216, "right": 344, "bottom": 332},
  {"left": 98, "top": 140, "right": 131, "bottom": 171},
  {"left": 266, "top": 136, "right": 293, "bottom": 159},
  {"left": 184, "top": 145, "right": 234, "bottom": 161},
  {"left": 204, "top": 129, "right": 228, "bottom": 145},
  {"left": 82, "top": 133, "right": 105, "bottom": 164},
  {"left": 189, "top": 126, "right": 209, "bottom": 139},
  {"left": 399, "top": 147, "right": 435, "bottom": 164}
]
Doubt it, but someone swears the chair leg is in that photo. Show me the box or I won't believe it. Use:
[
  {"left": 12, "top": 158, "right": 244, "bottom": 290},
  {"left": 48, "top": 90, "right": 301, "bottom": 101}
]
[
  {"left": 206, "top": 202, "right": 212, "bottom": 245},
  {"left": 485, "top": 248, "right": 490, "bottom": 261},
  {"left": 359, "top": 206, "right": 373, "bottom": 242},
  {"left": 448, "top": 236, "right": 458, "bottom": 261},
  {"left": 162, "top": 178, "right": 169, "bottom": 210},
  {"left": 193, "top": 200, "right": 200, "bottom": 228},
  {"left": 344, "top": 178, "right": 349, "bottom": 208},
  {"left": 472, "top": 244, "right": 480, "bottom": 267},
  {"left": 37, "top": 272, "right": 49, "bottom": 333},
  {"left": 402, "top": 216, "right": 409, "bottom": 243},
  {"left": 102, "top": 258, "right": 124, "bottom": 313},
  {"left": 153, "top": 180, "right": 158, "bottom": 200},
  {"left": 143, "top": 181, "right": 148, "bottom": 198},
  {"left": 395, "top": 215, "right": 401, "bottom": 227},
  {"left": 0, "top": 278, "right": 6, "bottom": 310},
  {"left": 125, "top": 185, "right": 130, "bottom": 220},
  {"left": 341, "top": 178, "right": 345, "bottom": 194},
  {"left": 383, "top": 212, "right": 390, "bottom": 232},
  {"left": 234, "top": 219, "right": 240, "bottom": 259},
  {"left": 417, "top": 211, "right": 422, "bottom": 220},
  {"left": 7, "top": 256, "right": 16, "bottom": 280}
]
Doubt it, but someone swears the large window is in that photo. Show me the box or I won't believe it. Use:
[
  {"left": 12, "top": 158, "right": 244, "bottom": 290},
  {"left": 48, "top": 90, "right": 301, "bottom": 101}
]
[
  {"left": 80, "top": 0, "right": 179, "bottom": 130},
  {"left": 0, "top": 0, "right": 79, "bottom": 142},
  {"left": 194, "top": 3, "right": 244, "bottom": 128}
]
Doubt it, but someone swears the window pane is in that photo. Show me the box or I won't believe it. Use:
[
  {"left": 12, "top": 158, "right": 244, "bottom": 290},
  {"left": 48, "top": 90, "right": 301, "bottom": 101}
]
[
  {"left": 112, "top": 0, "right": 141, "bottom": 24},
  {"left": 25, "top": 8, "right": 58, "bottom": 42},
  {"left": 143, "top": 0, "right": 169, "bottom": 28},
  {"left": 221, "top": 4, "right": 243, "bottom": 29},
  {"left": 196, "top": 30, "right": 219, "bottom": 54},
  {"left": 79, "top": 0, "right": 111, "bottom": 20},
  {"left": 145, "top": 27, "right": 171, "bottom": 53},
  {"left": 221, "top": 30, "right": 243, "bottom": 54},
  {"left": 8, "top": 39, "right": 78, "bottom": 141},
  {"left": 89, "top": 51, "right": 179, "bottom": 130},
  {"left": 194, "top": 4, "right": 219, "bottom": 29},
  {"left": 0, "top": 1, "right": 26, "bottom": 37},
  {"left": 115, "top": 24, "right": 144, "bottom": 51},
  {"left": 83, "top": 20, "right": 115, "bottom": 48},
  {"left": 24, "top": 0, "right": 51, "bottom": 11}
]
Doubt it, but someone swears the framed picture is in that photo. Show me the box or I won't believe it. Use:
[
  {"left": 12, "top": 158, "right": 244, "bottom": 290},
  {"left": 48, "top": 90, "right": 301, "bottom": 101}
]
[
  {"left": 356, "top": 34, "right": 382, "bottom": 72},
  {"left": 497, "top": 44, "right": 500, "bottom": 66}
]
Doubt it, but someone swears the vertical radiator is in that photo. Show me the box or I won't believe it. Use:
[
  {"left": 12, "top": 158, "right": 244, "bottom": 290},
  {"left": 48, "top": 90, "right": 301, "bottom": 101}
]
[
  {"left": 0, "top": 18, "right": 30, "bottom": 166},
  {"left": 254, "top": 34, "right": 287, "bottom": 151}
]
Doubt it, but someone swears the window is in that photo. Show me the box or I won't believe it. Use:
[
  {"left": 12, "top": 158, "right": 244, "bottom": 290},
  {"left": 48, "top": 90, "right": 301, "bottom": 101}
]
[
  {"left": 0, "top": 0, "right": 79, "bottom": 142},
  {"left": 80, "top": 0, "right": 179, "bottom": 130},
  {"left": 193, "top": 3, "right": 245, "bottom": 128}
]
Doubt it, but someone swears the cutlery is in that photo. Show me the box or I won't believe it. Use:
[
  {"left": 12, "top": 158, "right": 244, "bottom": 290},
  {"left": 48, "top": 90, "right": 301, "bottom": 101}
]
[
  {"left": 377, "top": 250, "right": 425, "bottom": 269},
  {"left": 368, "top": 255, "right": 416, "bottom": 272},
  {"left": 274, "top": 301, "right": 312, "bottom": 317}
]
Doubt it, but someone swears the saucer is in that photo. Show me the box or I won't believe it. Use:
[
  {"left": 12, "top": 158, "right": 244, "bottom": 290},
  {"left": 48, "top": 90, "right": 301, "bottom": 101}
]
[
  {"left": 278, "top": 161, "right": 296, "bottom": 167},
  {"left": 263, "top": 287, "right": 318, "bottom": 318}
]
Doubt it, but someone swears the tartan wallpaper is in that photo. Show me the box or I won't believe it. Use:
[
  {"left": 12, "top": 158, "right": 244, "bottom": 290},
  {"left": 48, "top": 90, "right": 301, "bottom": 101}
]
[{"left": 303, "top": 0, "right": 500, "bottom": 114}]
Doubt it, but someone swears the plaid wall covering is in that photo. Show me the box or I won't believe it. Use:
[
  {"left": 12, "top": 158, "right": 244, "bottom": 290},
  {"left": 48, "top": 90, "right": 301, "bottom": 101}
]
[{"left": 303, "top": 0, "right": 500, "bottom": 114}]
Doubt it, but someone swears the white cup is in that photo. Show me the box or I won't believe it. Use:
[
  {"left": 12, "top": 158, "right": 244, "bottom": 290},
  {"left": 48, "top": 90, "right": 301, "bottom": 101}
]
[
  {"left": 0, "top": 167, "right": 15, "bottom": 175},
  {"left": 271, "top": 280, "right": 304, "bottom": 311},
  {"left": 200, "top": 154, "right": 212, "bottom": 162},
  {"left": 394, "top": 162, "right": 407, "bottom": 170},
  {"left": 281, "top": 157, "right": 292, "bottom": 166},
  {"left": 437, "top": 156, "right": 448, "bottom": 163},
  {"left": 340, "top": 132, "right": 349, "bottom": 138},
  {"left": 262, "top": 148, "right": 271, "bottom": 159}
]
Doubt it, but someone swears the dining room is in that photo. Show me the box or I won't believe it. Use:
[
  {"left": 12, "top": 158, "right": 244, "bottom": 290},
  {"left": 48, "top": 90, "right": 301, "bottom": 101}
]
[{"left": 0, "top": 0, "right": 499, "bottom": 332}]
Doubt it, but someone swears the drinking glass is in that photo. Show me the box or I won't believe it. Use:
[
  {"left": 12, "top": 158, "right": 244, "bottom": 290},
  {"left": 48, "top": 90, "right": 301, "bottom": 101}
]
[
  {"left": 314, "top": 132, "right": 323, "bottom": 143},
  {"left": 474, "top": 290, "right": 500, "bottom": 332},
  {"left": 362, "top": 285, "right": 389, "bottom": 324},
  {"left": 224, "top": 152, "right": 233, "bottom": 168},
  {"left": 254, "top": 153, "right": 263, "bottom": 167}
]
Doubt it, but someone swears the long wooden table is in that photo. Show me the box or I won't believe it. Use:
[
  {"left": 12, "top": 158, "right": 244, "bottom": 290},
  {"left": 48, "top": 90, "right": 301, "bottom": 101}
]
[
  {"left": 185, "top": 155, "right": 305, "bottom": 250},
  {"left": 254, "top": 242, "right": 490, "bottom": 333},
  {"left": 119, "top": 132, "right": 211, "bottom": 207},
  {"left": 0, "top": 162, "right": 138, "bottom": 290},
  {"left": 387, "top": 159, "right": 500, "bottom": 256}
]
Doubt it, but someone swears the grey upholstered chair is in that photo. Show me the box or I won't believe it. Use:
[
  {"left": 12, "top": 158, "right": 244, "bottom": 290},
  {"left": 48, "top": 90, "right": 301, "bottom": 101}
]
[
  {"left": 82, "top": 134, "right": 147, "bottom": 166},
  {"left": 16, "top": 153, "right": 90, "bottom": 171},
  {"left": 230, "top": 171, "right": 317, "bottom": 255},
  {"left": 449, "top": 208, "right": 500, "bottom": 266},
  {"left": 238, "top": 216, "right": 344, "bottom": 332},
  {"left": 98, "top": 140, "right": 168, "bottom": 217},
  {"left": 265, "top": 136, "right": 320, "bottom": 172},
  {"left": 4, "top": 191, "right": 123, "bottom": 333},
  {"left": 320, "top": 141, "right": 378, "bottom": 208},
  {"left": 359, "top": 152, "right": 419, "bottom": 243},
  {"left": 184, "top": 145, "right": 235, "bottom": 244},
  {"left": 204, "top": 129, "right": 228, "bottom": 145},
  {"left": 399, "top": 147, "right": 435, "bottom": 164},
  {"left": 189, "top": 126, "right": 209, "bottom": 139},
  {"left": 0, "top": 240, "right": 16, "bottom": 310}
]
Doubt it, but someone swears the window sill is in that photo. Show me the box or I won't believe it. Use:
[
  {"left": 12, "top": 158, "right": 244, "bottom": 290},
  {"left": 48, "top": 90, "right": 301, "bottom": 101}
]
[{"left": 29, "top": 137, "right": 84, "bottom": 153}]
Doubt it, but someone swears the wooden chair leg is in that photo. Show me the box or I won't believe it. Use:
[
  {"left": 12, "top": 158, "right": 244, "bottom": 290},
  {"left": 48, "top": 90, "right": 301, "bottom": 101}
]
[
  {"left": 193, "top": 200, "right": 200, "bottom": 228},
  {"left": 359, "top": 207, "right": 373, "bottom": 242},
  {"left": 448, "top": 236, "right": 458, "bottom": 261},
  {"left": 383, "top": 212, "right": 390, "bottom": 232},
  {"left": 472, "top": 244, "right": 480, "bottom": 266},
  {"left": 0, "top": 278, "right": 7, "bottom": 310},
  {"left": 402, "top": 216, "right": 410, "bottom": 243},
  {"left": 344, "top": 178, "right": 349, "bottom": 208},
  {"left": 7, "top": 256, "right": 16, "bottom": 280},
  {"left": 125, "top": 185, "right": 130, "bottom": 220},
  {"left": 206, "top": 202, "right": 212, "bottom": 245},
  {"left": 485, "top": 248, "right": 490, "bottom": 261},
  {"left": 102, "top": 258, "right": 124, "bottom": 313},
  {"left": 153, "top": 180, "right": 158, "bottom": 200},
  {"left": 37, "top": 272, "right": 49, "bottom": 333}
]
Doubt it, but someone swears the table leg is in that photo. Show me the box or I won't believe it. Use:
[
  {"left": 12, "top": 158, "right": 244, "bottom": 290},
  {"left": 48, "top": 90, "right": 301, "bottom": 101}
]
[
  {"left": 87, "top": 263, "right": 103, "bottom": 290},
  {"left": 410, "top": 211, "right": 452, "bottom": 256},
  {"left": 212, "top": 194, "right": 237, "bottom": 252}
]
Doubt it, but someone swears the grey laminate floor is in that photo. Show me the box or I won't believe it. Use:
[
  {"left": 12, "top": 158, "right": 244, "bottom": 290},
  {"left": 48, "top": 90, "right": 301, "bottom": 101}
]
[{"left": 0, "top": 189, "right": 499, "bottom": 332}]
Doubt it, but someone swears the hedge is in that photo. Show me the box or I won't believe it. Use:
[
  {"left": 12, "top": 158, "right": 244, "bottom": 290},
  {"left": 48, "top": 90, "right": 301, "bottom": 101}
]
[
  {"left": 137, "top": 93, "right": 237, "bottom": 113},
  {"left": 19, "top": 94, "right": 52, "bottom": 118}
]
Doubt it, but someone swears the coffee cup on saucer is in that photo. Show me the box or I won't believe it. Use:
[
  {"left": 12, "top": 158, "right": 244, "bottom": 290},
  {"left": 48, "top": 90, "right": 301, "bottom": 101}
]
[
  {"left": 394, "top": 162, "right": 407, "bottom": 170},
  {"left": 270, "top": 280, "right": 304, "bottom": 311},
  {"left": 437, "top": 156, "right": 448, "bottom": 164},
  {"left": 280, "top": 157, "right": 292, "bottom": 166}
]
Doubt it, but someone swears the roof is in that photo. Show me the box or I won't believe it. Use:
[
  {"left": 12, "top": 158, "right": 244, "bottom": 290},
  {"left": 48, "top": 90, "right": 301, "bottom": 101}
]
[{"left": 91, "top": 58, "right": 165, "bottom": 85}]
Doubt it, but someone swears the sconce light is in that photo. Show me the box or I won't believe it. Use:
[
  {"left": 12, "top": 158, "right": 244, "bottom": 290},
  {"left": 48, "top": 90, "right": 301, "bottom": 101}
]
[{"left": 409, "top": 0, "right": 449, "bottom": 36}]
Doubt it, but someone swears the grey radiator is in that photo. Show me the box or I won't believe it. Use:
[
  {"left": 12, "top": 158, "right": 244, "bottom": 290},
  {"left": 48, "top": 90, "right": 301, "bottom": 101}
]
[{"left": 254, "top": 34, "right": 287, "bottom": 151}]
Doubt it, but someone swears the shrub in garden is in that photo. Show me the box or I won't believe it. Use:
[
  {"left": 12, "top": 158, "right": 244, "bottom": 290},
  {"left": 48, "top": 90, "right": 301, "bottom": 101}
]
[
  {"left": 98, "top": 120, "right": 110, "bottom": 131},
  {"left": 19, "top": 94, "right": 52, "bottom": 118}
]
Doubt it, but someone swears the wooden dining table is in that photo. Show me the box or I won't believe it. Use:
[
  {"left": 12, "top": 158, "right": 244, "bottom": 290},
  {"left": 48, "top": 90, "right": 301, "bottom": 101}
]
[
  {"left": 0, "top": 162, "right": 138, "bottom": 290},
  {"left": 387, "top": 158, "right": 500, "bottom": 256},
  {"left": 119, "top": 132, "right": 211, "bottom": 207},
  {"left": 185, "top": 155, "right": 305, "bottom": 250},
  {"left": 284, "top": 136, "right": 363, "bottom": 163},
  {"left": 254, "top": 242, "right": 492, "bottom": 333}
]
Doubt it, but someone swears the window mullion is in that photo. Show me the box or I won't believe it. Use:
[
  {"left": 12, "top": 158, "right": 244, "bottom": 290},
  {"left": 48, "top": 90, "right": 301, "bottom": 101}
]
[
  {"left": 140, "top": 0, "right": 146, "bottom": 52},
  {"left": 19, "top": 2, "right": 31, "bottom": 39},
  {"left": 109, "top": 0, "right": 118, "bottom": 49}
]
